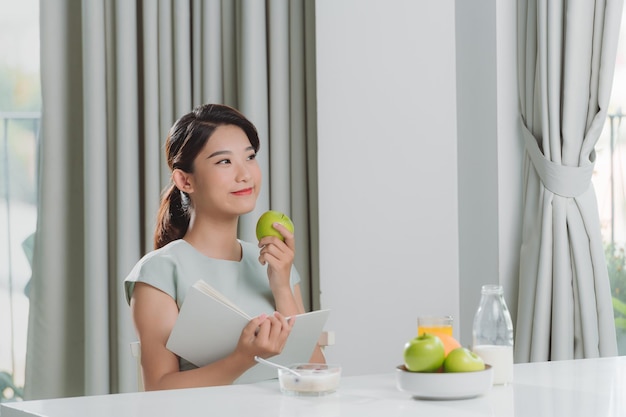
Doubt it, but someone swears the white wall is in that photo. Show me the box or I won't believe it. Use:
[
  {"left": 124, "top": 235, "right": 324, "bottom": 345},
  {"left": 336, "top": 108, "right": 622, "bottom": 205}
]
[
  {"left": 315, "top": 0, "right": 521, "bottom": 375},
  {"left": 455, "top": 0, "right": 522, "bottom": 345},
  {"left": 455, "top": 0, "right": 500, "bottom": 346},
  {"left": 316, "top": 0, "right": 460, "bottom": 376},
  {"left": 494, "top": 0, "right": 524, "bottom": 333}
]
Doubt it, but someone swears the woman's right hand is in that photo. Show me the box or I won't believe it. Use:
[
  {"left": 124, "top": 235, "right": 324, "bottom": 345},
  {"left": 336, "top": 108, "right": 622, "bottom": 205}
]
[{"left": 235, "top": 312, "right": 293, "bottom": 360}]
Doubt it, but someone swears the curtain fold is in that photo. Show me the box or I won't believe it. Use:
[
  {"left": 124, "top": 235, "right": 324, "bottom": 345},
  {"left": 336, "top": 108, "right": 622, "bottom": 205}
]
[
  {"left": 27, "top": 0, "right": 86, "bottom": 400},
  {"left": 112, "top": 0, "right": 142, "bottom": 394},
  {"left": 515, "top": 0, "right": 623, "bottom": 362},
  {"left": 82, "top": 0, "right": 110, "bottom": 395},
  {"left": 27, "top": 0, "right": 317, "bottom": 399}
]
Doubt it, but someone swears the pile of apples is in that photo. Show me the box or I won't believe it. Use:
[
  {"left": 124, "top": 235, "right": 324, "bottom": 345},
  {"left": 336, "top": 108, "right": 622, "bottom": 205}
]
[{"left": 403, "top": 333, "right": 485, "bottom": 373}]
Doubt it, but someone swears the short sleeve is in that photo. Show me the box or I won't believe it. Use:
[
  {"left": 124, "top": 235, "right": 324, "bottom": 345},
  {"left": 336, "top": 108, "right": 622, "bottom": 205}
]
[
  {"left": 289, "top": 264, "right": 301, "bottom": 288},
  {"left": 124, "top": 251, "right": 178, "bottom": 305}
]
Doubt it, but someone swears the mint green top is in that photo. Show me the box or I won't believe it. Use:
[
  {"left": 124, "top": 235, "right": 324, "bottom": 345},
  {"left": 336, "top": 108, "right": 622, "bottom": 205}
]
[
  {"left": 124, "top": 239, "right": 301, "bottom": 371},
  {"left": 125, "top": 239, "right": 300, "bottom": 312}
]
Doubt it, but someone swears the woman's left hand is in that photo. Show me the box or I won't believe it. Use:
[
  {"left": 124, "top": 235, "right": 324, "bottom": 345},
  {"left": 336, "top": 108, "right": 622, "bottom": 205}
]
[{"left": 258, "top": 222, "right": 295, "bottom": 291}]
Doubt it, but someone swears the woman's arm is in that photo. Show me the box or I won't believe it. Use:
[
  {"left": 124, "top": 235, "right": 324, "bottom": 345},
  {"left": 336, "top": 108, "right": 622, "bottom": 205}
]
[
  {"left": 130, "top": 282, "right": 292, "bottom": 390},
  {"left": 258, "top": 223, "right": 301, "bottom": 315},
  {"left": 258, "top": 223, "right": 326, "bottom": 364}
]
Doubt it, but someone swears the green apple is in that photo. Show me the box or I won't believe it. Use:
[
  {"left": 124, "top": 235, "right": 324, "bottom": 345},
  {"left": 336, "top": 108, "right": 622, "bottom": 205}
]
[
  {"left": 403, "top": 333, "right": 445, "bottom": 372},
  {"left": 255, "top": 210, "right": 295, "bottom": 241},
  {"left": 443, "top": 347, "right": 485, "bottom": 372}
]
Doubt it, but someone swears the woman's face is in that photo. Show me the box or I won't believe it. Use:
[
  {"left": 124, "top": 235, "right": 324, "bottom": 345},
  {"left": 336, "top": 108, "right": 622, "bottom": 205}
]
[{"left": 186, "top": 124, "right": 261, "bottom": 217}]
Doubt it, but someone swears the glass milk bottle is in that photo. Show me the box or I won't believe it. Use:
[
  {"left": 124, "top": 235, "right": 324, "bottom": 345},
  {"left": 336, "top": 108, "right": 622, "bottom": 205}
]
[{"left": 472, "top": 284, "right": 514, "bottom": 385}]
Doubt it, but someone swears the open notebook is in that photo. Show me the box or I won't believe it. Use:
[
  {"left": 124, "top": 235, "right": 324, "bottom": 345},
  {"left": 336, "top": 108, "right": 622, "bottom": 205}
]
[{"left": 166, "top": 280, "right": 331, "bottom": 384}]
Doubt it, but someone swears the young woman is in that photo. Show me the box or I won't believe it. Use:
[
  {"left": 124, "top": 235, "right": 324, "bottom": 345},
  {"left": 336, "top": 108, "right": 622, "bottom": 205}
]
[{"left": 124, "top": 104, "right": 324, "bottom": 391}]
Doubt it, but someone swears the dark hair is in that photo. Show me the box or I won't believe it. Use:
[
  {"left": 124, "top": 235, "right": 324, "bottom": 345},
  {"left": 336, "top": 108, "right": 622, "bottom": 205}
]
[{"left": 153, "top": 104, "right": 260, "bottom": 249}]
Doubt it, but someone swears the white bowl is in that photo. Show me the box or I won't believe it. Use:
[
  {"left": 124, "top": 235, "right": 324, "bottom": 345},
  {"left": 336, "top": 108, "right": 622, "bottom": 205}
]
[
  {"left": 396, "top": 364, "right": 493, "bottom": 400},
  {"left": 278, "top": 363, "right": 341, "bottom": 396}
]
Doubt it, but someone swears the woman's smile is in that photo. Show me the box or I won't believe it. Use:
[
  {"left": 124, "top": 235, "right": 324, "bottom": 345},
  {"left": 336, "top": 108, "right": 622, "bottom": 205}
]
[{"left": 232, "top": 187, "right": 254, "bottom": 196}]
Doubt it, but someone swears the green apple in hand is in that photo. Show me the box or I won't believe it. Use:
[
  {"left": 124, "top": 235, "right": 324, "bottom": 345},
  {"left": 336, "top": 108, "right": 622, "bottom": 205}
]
[
  {"left": 403, "top": 333, "right": 445, "bottom": 372},
  {"left": 256, "top": 210, "right": 295, "bottom": 241},
  {"left": 443, "top": 347, "right": 486, "bottom": 372}
]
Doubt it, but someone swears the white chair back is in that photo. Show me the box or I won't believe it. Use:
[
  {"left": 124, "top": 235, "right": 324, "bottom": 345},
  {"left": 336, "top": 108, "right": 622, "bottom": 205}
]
[{"left": 130, "top": 341, "right": 144, "bottom": 391}]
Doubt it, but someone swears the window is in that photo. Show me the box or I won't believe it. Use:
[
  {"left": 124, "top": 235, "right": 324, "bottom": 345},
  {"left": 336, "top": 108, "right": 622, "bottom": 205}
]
[
  {"left": 592, "top": 9, "right": 626, "bottom": 355},
  {"left": 0, "top": 0, "right": 40, "bottom": 402}
]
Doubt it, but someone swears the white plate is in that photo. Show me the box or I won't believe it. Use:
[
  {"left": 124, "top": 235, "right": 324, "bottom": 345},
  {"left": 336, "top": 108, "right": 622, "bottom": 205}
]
[{"left": 395, "top": 364, "right": 493, "bottom": 400}]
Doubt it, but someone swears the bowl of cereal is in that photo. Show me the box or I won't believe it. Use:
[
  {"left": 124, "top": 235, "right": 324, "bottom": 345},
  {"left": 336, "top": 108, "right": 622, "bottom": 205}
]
[{"left": 278, "top": 363, "right": 342, "bottom": 396}]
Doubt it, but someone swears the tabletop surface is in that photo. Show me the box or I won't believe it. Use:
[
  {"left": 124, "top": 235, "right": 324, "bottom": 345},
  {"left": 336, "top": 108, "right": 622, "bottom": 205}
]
[{"left": 2, "top": 356, "right": 625, "bottom": 417}]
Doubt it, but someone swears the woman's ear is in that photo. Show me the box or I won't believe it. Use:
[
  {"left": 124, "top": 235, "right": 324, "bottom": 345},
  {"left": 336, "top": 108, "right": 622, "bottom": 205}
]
[{"left": 172, "top": 169, "right": 194, "bottom": 193}]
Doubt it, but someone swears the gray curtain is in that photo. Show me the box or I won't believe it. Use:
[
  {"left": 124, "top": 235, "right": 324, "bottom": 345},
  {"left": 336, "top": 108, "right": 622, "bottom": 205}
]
[
  {"left": 515, "top": 0, "right": 622, "bottom": 362},
  {"left": 26, "top": 0, "right": 318, "bottom": 399}
]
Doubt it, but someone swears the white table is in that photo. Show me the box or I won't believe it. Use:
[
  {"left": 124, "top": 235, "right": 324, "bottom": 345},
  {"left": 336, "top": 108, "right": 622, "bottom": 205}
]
[{"left": 2, "top": 356, "right": 624, "bottom": 417}]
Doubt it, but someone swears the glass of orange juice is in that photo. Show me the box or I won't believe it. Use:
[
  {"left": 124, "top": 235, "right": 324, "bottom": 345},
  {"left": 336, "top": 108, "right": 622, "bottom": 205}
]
[{"left": 417, "top": 315, "right": 453, "bottom": 336}]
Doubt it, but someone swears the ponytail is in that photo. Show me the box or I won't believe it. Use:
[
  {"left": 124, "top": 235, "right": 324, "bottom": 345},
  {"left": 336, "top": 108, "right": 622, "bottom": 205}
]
[{"left": 153, "top": 184, "right": 190, "bottom": 249}]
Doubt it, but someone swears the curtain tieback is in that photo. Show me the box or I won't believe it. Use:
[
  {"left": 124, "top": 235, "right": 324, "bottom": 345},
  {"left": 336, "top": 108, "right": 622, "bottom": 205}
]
[{"left": 522, "top": 124, "right": 594, "bottom": 198}]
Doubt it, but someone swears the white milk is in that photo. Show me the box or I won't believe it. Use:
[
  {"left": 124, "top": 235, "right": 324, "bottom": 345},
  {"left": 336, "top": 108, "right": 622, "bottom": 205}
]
[{"left": 472, "top": 345, "right": 514, "bottom": 385}]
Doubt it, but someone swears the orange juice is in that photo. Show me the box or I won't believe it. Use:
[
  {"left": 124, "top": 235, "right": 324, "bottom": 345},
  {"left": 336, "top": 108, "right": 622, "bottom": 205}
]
[
  {"left": 417, "top": 316, "right": 453, "bottom": 336},
  {"left": 417, "top": 325, "right": 453, "bottom": 336}
]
